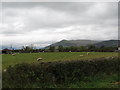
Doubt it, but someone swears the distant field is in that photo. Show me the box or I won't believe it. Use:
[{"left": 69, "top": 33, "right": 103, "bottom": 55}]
[{"left": 2, "top": 52, "right": 118, "bottom": 69}]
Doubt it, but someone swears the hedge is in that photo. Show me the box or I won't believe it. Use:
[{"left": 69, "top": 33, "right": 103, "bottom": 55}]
[{"left": 2, "top": 57, "right": 119, "bottom": 88}]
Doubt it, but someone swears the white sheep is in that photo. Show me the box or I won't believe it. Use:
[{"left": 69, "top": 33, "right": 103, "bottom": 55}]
[
  {"left": 3, "top": 69, "right": 7, "bottom": 72},
  {"left": 106, "top": 57, "right": 111, "bottom": 59},
  {"left": 37, "top": 58, "right": 43, "bottom": 61},
  {"left": 12, "top": 53, "right": 16, "bottom": 56},
  {"left": 79, "top": 55, "right": 84, "bottom": 57},
  {"left": 87, "top": 52, "right": 90, "bottom": 55}
]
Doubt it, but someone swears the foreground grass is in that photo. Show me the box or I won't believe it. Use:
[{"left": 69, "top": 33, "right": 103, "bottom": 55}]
[
  {"left": 23, "top": 74, "right": 119, "bottom": 88},
  {"left": 66, "top": 74, "right": 119, "bottom": 88},
  {"left": 2, "top": 52, "right": 118, "bottom": 69}
]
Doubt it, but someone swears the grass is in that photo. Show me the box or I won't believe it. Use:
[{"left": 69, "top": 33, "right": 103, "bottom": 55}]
[
  {"left": 66, "top": 74, "right": 119, "bottom": 88},
  {"left": 2, "top": 52, "right": 118, "bottom": 69},
  {"left": 23, "top": 74, "right": 119, "bottom": 88}
]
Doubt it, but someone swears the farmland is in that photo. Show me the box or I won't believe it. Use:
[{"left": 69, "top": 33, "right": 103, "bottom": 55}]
[
  {"left": 2, "top": 52, "right": 118, "bottom": 69},
  {"left": 2, "top": 52, "right": 119, "bottom": 88}
]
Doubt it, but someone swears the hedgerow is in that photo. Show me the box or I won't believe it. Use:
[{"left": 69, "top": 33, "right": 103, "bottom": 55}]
[{"left": 2, "top": 57, "right": 119, "bottom": 88}]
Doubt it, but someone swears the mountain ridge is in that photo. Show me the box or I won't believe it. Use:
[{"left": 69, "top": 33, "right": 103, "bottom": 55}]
[{"left": 45, "top": 39, "right": 119, "bottom": 48}]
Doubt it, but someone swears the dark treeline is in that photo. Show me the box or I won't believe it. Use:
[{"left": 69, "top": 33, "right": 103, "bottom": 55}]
[
  {"left": 48, "top": 45, "right": 118, "bottom": 52},
  {"left": 8, "top": 45, "right": 118, "bottom": 53}
]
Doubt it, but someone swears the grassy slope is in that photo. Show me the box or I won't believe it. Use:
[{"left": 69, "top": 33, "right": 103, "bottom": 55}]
[{"left": 2, "top": 52, "right": 118, "bottom": 69}]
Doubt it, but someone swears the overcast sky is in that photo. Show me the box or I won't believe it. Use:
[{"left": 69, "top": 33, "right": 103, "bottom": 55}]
[{"left": 0, "top": 2, "right": 118, "bottom": 49}]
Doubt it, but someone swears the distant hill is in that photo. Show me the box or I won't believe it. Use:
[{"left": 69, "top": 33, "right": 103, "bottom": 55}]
[
  {"left": 69, "top": 40, "right": 100, "bottom": 46},
  {"left": 45, "top": 39, "right": 100, "bottom": 48},
  {"left": 45, "top": 39, "right": 119, "bottom": 49},
  {"left": 94, "top": 40, "right": 119, "bottom": 47}
]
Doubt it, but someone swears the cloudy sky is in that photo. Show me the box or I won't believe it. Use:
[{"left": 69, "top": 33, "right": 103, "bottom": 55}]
[{"left": 0, "top": 2, "right": 118, "bottom": 49}]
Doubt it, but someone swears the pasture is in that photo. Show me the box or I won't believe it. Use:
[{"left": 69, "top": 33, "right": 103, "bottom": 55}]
[{"left": 2, "top": 52, "right": 118, "bottom": 69}]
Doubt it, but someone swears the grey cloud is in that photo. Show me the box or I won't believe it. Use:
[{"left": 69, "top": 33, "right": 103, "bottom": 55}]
[
  {"left": 1, "top": 2, "right": 118, "bottom": 48},
  {"left": 2, "top": 2, "right": 117, "bottom": 30},
  {"left": 3, "top": 2, "right": 93, "bottom": 12},
  {"left": 118, "top": 2, "right": 120, "bottom": 40}
]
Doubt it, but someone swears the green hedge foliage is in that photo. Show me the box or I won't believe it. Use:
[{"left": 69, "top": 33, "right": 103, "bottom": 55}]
[{"left": 3, "top": 57, "right": 119, "bottom": 88}]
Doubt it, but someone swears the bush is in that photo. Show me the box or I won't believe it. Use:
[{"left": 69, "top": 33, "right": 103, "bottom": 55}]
[{"left": 2, "top": 57, "right": 119, "bottom": 88}]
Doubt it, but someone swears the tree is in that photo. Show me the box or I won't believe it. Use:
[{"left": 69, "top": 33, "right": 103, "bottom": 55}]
[
  {"left": 79, "top": 46, "right": 86, "bottom": 52},
  {"left": 49, "top": 46, "right": 55, "bottom": 52},
  {"left": 70, "top": 46, "right": 78, "bottom": 52},
  {"left": 99, "top": 45, "right": 105, "bottom": 52},
  {"left": 64, "top": 47, "right": 70, "bottom": 52},
  {"left": 87, "top": 45, "right": 96, "bottom": 52},
  {"left": 21, "top": 45, "right": 33, "bottom": 53},
  {"left": 58, "top": 45, "right": 64, "bottom": 52}
]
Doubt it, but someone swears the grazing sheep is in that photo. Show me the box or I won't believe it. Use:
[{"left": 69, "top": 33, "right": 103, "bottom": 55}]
[
  {"left": 3, "top": 69, "right": 7, "bottom": 72},
  {"left": 111, "top": 57, "right": 114, "bottom": 59},
  {"left": 106, "top": 57, "right": 111, "bottom": 59},
  {"left": 79, "top": 55, "right": 84, "bottom": 57},
  {"left": 87, "top": 52, "right": 90, "bottom": 55},
  {"left": 37, "top": 58, "right": 43, "bottom": 61},
  {"left": 12, "top": 53, "right": 16, "bottom": 56}
]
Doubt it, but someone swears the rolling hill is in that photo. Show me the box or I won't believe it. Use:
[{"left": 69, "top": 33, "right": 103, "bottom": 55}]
[
  {"left": 45, "top": 39, "right": 119, "bottom": 48},
  {"left": 94, "top": 40, "right": 119, "bottom": 47},
  {"left": 45, "top": 39, "right": 100, "bottom": 48}
]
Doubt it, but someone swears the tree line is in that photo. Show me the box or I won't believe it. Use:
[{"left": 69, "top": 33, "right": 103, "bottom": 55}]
[{"left": 10, "top": 45, "right": 118, "bottom": 53}]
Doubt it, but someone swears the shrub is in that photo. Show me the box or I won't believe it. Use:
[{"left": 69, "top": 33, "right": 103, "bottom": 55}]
[{"left": 2, "top": 57, "right": 119, "bottom": 88}]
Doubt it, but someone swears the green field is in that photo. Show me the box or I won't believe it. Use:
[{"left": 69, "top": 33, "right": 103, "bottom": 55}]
[{"left": 2, "top": 52, "right": 118, "bottom": 69}]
